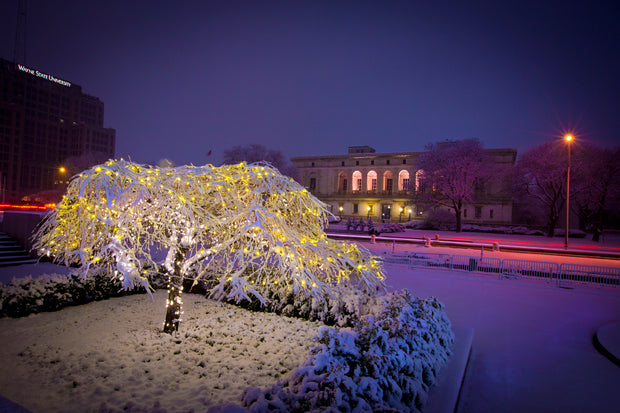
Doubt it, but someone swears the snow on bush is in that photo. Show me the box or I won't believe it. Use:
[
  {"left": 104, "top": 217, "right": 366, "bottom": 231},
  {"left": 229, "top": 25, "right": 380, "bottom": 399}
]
[
  {"left": 378, "top": 223, "right": 406, "bottom": 233},
  {"left": 0, "top": 268, "right": 166, "bottom": 318},
  {"left": 210, "top": 289, "right": 454, "bottom": 413}
]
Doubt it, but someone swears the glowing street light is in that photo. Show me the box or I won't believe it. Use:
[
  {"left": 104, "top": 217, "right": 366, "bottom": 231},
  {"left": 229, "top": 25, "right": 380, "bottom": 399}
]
[
  {"left": 339, "top": 205, "right": 343, "bottom": 218},
  {"left": 59, "top": 166, "right": 66, "bottom": 173},
  {"left": 399, "top": 206, "right": 404, "bottom": 222},
  {"left": 564, "top": 134, "right": 573, "bottom": 248}
]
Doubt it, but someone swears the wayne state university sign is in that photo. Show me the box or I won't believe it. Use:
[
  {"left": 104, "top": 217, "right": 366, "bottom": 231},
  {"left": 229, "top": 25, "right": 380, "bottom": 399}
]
[{"left": 17, "top": 64, "right": 72, "bottom": 87}]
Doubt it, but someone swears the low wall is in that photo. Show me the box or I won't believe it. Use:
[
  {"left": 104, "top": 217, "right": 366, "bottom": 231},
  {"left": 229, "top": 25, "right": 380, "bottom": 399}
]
[{"left": 0, "top": 211, "right": 46, "bottom": 253}]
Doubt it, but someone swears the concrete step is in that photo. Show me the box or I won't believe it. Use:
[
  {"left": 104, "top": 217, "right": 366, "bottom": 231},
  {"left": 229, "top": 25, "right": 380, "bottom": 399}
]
[{"left": 0, "top": 233, "right": 35, "bottom": 267}]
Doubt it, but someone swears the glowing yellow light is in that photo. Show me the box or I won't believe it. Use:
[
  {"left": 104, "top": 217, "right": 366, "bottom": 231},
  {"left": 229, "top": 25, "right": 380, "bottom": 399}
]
[{"left": 565, "top": 134, "right": 573, "bottom": 142}]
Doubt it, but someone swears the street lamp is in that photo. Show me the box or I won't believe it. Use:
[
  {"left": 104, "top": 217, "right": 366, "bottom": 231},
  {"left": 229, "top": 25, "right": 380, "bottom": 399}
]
[
  {"left": 408, "top": 208, "right": 412, "bottom": 221},
  {"left": 564, "top": 135, "right": 573, "bottom": 248},
  {"left": 339, "top": 205, "right": 343, "bottom": 218},
  {"left": 57, "top": 166, "right": 67, "bottom": 186},
  {"left": 399, "top": 206, "right": 404, "bottom": 222},
  {"left": 367, "top": 205, "right": 372, "bottom": 218}
]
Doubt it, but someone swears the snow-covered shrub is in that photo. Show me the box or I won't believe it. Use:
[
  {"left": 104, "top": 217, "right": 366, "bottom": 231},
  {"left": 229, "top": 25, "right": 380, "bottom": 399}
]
[
  {"left": 404, "top": 220, "right": 424, "bottom": 229},
  {"left": 188, "top": 276, "right": 375, "bottom": 328},
  {"left": 421, "top": 209, "right": 454, "bottom": 231},
  {"left": 378, "top": 223, "right": 406, "bottom": 233},
  {"left": 0, "top": 268, "right": 166, "bottom": 318},
  {"left": 234, "top": 289, "right": 453, "bottom": 413}
]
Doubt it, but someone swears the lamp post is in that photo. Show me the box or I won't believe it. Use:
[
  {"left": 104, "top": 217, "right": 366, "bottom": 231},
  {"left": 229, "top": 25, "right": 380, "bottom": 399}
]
[
  {"left": 367, "top": 205, "right": 371, "bottom": 219},
  {"left": 564, "top": 135, "right": 573, "bottom": 248},
  {"left": 399, "top": 206, "right": 404, "bottom": 222},
  {"left": 57, "top": 166, "right": 66, "bottom": 187},
  {"left": 339, "top": 205, "right": 343, "bottom": 219}
]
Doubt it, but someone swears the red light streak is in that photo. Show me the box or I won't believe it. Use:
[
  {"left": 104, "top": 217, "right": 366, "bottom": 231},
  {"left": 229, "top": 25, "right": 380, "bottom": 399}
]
[
  {"left": 445, "top": 236, "right": 620, "bottom": 251},
  {"left": 0, "top": 204, "right": 55, "bottom": 211}
]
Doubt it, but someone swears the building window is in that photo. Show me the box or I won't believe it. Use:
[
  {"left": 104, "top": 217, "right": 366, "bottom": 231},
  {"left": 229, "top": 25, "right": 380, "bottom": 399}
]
[
  {"left": 475, "top": 206, "right": 482, "bottom": 219},
  {"left": 353, "top": 204, "right": 359, "bottom": 214},
  {"left": 402, "top": 159, "right": 406, "bottom": 164},
  {"left": 352, "top": 170, "right": 362, "bottom": 191},
  {"left": 341, "top": 161, "right": 345, "bottom": 166},
  {"left": 464, "top": 209, "right": 467, "bottom": 218},
  {"left": 386, "top": 160, "right": 390, "bottom": 165},
  {"left": 356, "top": 160, "right": 359, "bottom": 166},
  {"left": 398, "top": 170, "right": 410, "bottom": 191},
  {"left": 367, "top": 171, "right": 378, "bottom": 191},
  {"left": 309, "top": 177, "right": 316, "bottom": 191},
  {"left": 371, "top": 160, "right": 374, "bottom": 165},
  {"left": 311, "top": 162, "right": 315, "bottom": 167},
  {"left": 338, "top": 172, "right": 348, "bottom": 192},
  {"left": 490, "top": 209, "right": 494, "bottom": 219},
  {"left": 383, "top": 170, "right": 394, "bottom": 193}
]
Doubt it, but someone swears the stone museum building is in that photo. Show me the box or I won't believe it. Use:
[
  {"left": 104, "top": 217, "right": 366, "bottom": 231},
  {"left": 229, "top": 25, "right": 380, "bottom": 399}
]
[{"left": 291, "top": 145, "right": 517, "bottom": 225}]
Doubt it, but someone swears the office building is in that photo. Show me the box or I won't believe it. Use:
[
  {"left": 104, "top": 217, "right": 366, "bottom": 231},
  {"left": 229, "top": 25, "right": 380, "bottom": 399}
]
[{"left": 0, "top": 58, "right": 115, "bottom": 203}]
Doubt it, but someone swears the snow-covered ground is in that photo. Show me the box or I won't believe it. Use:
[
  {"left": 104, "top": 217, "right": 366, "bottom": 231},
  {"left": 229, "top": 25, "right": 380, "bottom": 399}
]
[
  {"left": 0, "top": 290, "right": 321, "bottom": 412},
  {"left": 1, "top": 235, "right": 619, "bottom": 412}
]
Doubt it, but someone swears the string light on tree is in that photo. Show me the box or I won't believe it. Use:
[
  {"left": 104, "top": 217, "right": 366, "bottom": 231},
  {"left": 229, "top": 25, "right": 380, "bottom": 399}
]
[{"left": 34, "top": 160, "right": 385, "bottom": 335}]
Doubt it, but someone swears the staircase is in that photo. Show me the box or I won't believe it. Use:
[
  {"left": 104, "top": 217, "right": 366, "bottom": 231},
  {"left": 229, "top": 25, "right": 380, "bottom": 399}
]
[{"left": 0, "top": 232, "right": 37, "bottom": 267}]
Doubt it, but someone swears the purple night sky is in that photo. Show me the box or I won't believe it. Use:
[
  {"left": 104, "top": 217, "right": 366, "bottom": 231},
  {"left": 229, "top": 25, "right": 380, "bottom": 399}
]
[{"left": 1, "top": 0, "right": 618, "bottom": 166}]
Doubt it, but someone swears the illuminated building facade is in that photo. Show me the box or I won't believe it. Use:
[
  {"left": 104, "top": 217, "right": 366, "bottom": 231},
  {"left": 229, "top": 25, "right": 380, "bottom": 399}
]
[
  {"left": 291, "top": 145, "right": 517, "bottom": 224},
  {"left": 0, "top": 58, "right": 115, "bottom": 202}
]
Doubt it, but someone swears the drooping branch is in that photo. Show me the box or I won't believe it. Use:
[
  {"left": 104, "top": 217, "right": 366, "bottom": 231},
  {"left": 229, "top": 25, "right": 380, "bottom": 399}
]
[{"left": 33, "top": 160, "right": 386, "bottom": 334}]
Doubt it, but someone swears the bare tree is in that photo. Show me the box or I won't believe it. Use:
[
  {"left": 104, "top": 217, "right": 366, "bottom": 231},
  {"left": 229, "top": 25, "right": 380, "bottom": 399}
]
[
  {"left": 62, "top": 151, "right": 110, "bottom": 176},
  {"left": 223, "top": 144, "right": 298, "bottom": 179},
  {"left": 571, "top": 145, "right": 620, "bottom": 236},
  {"left": 33, "top": 160, "right": 385, "bottom": 334},
  {"left": 416, "top": 139, "right": 491, "bottom": 232},
  {"left": 514, "top": 141, "right": 570, "bottom": 237}
]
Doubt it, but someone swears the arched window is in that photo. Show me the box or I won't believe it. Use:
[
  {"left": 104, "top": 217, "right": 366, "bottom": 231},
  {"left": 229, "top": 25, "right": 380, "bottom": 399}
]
[
  {"left": 383, "top": 171, "right": 394, "bottom": 194},
  {"left": 338, "top": 172, "right": 348, "bottom": 192},
  {"left": 367, "top": 171, "right": 377, "bottom": 192},
  {"left": 352, "top": 170, "right": 362, "bottom": 192},
  {"left": 398, "top": 170, "right": 410, "bottom": 191},
  {"left": 415, "top": 169, "right": 426, "bottom": 191}
]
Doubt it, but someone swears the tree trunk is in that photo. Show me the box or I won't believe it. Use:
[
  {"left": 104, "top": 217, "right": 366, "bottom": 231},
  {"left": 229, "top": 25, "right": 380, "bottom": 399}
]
[
  {"left": 163, "top": 249, "right": 186, "bottom": 334},
  {"left": 546, "top": 209, "right": 559, "bottom": 238},
  {"left": 454, "top": 200, "right": 462, "bottom": 233}
]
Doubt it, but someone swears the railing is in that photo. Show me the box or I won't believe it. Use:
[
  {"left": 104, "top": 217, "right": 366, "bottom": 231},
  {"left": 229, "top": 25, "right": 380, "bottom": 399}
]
[
  {"left": 375, "top": 251, "right": 619, "bottom": 288},
  {"left": 558, "top": 263, "right": 620, "bottom": 287}
]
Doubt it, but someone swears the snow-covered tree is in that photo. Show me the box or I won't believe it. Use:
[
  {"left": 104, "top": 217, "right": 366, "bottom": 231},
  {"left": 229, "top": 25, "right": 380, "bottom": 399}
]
[
  {"left": 33, "top": 160, "right": 385, "bottom": 334},
  {"left": 416, "top": 139, "right": 492, "bottom": 232}
]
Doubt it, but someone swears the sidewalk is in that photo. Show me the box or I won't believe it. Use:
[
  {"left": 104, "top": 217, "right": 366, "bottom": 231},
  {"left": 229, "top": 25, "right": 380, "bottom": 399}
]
[{"left": 384, "top": 264, "right": 620, "bottom": 413}]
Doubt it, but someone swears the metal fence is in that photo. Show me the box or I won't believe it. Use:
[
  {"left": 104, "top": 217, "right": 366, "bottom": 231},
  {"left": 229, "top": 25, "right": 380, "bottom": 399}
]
[
  {"left": 377, "top": 251, "right": 620, "bottom": 288},
  {"left": 558, "top": 263, "right": 620, "bottom": 287}
]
